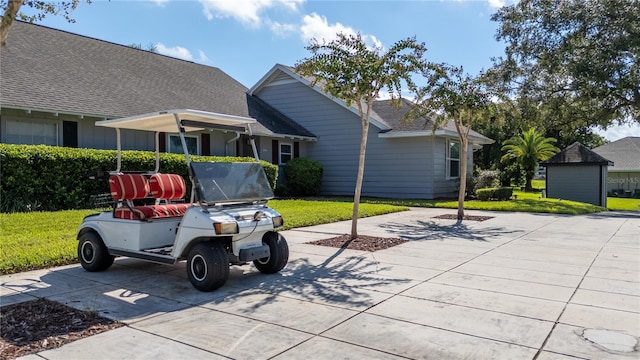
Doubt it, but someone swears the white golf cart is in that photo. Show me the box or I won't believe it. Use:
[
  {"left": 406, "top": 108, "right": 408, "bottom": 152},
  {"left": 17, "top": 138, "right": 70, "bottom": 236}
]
[{"left": 77, "top": 110, "right": 288, "bottom": 291}]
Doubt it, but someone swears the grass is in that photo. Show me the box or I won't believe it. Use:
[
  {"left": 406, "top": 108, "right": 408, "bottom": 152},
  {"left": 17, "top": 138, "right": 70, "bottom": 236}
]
[
  {"left": 607, "top": 197, "right": 640, "bottom": 211},
  {"left": 0, "top": 201, "right": 407, "bottom": 275}
]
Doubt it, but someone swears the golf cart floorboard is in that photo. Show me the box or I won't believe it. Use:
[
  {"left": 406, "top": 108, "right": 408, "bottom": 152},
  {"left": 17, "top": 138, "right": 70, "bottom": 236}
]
[{"left": 110, "top": 247, "right": 176, "bottom": 264}]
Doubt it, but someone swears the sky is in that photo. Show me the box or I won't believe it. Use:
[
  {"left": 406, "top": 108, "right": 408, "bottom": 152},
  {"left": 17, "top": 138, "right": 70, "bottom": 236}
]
[{"left": 18, "top": 0, "right": 640, "bottom": 141}]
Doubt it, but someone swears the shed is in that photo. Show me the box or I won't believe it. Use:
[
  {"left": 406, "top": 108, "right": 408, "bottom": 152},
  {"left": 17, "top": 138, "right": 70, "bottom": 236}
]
[{"left": 541, "top": 142, "right": 613, "bottom": 207}]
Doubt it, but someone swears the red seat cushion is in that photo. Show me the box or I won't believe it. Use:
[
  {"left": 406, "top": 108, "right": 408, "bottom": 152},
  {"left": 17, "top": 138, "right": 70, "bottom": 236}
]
[
  {"left": 114, "top": 204, "right": 192, "bottom": 220},
  {"left": 149, "top": 174, "right": 186, "bottom": 200},
  {"left": 109, "top": 174, "right": 150, "bottom": 200}
]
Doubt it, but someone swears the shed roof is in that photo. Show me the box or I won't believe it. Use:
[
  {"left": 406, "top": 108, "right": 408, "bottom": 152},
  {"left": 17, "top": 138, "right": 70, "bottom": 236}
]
[
  {"left": 541, "top": 142, "right": 613, "bottom": 166},
  {"left": 592, "top": 137, "right": 640, "bottom": 171}
]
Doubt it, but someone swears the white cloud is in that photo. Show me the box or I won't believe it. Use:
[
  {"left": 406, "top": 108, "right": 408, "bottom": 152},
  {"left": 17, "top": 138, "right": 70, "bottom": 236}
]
[
  {"left": 198, "top": 0, "right": 304, "bottom": 27},
  {"left": 266, "top": 19, "right": 298, "bottom": 37},
  {"left": 488, "top": 0, "right": 506, "bottom": 8},
  {"left": 197, "top": 50, "right": 209, "bottom": 62},
  {"left": 156, "top": 43, "right": 194, "bottom": 61},
  {"left": 593, "top": 123, "right": 640, "bottom": 142},
  {"left": 150, "top": 0, "right": 170, "bottom": 6},
  {"left": 300, "top": 13, "right": 382, "bottom": 49}
]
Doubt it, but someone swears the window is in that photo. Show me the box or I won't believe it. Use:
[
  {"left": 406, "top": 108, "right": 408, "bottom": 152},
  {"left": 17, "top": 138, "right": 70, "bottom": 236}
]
[
  {"left": 279, "top": 143, "right": 292, "bottom": 164},
  {"left": 446, "top": 140, "right": 460, "bottom": 179},
  {"left": 168, "top": 134, "right": 199, "bottom": 155},
  {"left": 5, "top": 119, "right": 58, "bottom": 146}
]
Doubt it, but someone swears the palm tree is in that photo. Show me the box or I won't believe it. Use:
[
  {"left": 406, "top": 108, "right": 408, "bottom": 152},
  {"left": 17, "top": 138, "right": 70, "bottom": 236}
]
[{"left": 501, "top": 128, "right": 559, "bottom": 191}]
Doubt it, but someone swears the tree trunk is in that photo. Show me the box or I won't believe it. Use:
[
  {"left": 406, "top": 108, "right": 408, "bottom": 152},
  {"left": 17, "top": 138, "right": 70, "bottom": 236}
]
[
  {"left": 458, "top": 135, "right": 469, "bottom": 221},
  {"left": 525, "top": 172, "right": 533, "bottom": 192},
  {"left": 351, "top": 120, "right": 369, "bottom": 239},
  {"left": 1, "top": 0, "right": 25, "bottom": 47}
]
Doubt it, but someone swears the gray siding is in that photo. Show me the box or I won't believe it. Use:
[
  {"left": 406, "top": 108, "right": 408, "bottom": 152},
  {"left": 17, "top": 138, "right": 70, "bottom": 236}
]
[
  {"left": 1, "top": 108, "right": 245, "bottom": 157},
  {"left": 547, "top": 165, "right": 605, "bottom": 206},
  {"left": 256, "top": 80, "right": 437, "bottom": 198}
]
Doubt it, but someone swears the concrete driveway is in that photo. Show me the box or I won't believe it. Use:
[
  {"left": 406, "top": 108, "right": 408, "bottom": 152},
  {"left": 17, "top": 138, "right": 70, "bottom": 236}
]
[{"left": 1, "top": 208, "right": 639, "bottom": 359}]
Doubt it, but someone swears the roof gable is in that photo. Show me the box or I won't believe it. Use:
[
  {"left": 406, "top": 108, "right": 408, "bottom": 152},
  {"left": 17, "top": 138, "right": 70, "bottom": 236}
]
[
  {"left": 542, "top": 142, "right": 613, "bottom": 166},
  {"left": 592, "top": 137, "right": 640, "bottom": 171},
  {"left": 249, "top": 64, "right": 391, "bottom": 131}
]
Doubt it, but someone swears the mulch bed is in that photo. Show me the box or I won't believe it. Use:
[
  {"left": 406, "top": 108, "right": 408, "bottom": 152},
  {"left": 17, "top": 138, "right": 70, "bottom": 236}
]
[
  {"left": 307, "top": 234, "right": 408, "bottom": 252},
  {"left": 0, "top": 298, "right": 123, "bottom": 360},
  {"left": 432, "top": 214, "right": 495, "bottom": 221}
]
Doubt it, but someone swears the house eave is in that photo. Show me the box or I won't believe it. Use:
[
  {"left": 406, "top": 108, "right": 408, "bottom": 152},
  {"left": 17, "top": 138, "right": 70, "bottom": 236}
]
[
  {"left": 1, "top": 104, "right": 110, "bottom": 120},
  {"left": 252, "top": 130, "right": 317, "bottom": 142},
  {"left": 378, "top": 129, "right": 494, "bottom": 145}
]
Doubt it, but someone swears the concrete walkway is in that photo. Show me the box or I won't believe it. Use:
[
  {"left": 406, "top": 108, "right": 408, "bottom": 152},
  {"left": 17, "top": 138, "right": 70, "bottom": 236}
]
[{"left": 1, "top": 208, "right": 639, "bottom": 359}]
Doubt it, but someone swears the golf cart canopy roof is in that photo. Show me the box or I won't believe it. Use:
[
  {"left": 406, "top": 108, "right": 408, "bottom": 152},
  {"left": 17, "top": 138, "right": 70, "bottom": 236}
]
[{"left": 95, "top": 109, "right": 256, "bottom": 133}]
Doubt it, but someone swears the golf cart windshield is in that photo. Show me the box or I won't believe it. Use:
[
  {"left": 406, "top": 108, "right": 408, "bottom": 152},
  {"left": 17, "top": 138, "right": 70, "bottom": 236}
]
[{"left": 191, "top": 162, "right": 274, "bottom": 204}]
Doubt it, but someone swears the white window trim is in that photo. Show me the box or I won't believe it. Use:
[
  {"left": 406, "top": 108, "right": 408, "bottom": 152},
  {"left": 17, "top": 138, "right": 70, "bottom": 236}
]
[
  {"left": 279, "top": 142, "right": 293, "bottom": 165},
  {"left": 168, "top": 134, "right": 199, "bottom": 155},
  {"left": 446, "top": 139, "right": 460, "bottom": 180}
]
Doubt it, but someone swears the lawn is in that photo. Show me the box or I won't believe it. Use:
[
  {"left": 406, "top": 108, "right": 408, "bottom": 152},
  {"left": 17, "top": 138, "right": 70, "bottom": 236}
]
[{"left": 0, "top": 200, "right": 407, "bottom": 275}]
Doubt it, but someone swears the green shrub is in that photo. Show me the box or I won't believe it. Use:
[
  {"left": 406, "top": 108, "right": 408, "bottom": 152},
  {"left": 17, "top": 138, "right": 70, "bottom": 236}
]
[
  {"left": 499, "top": 162, "right": 525, "bottom": 187},
  {"left": 475, "top": 169, "right": 501, "bottom": 190},
  {"left": 476, "top": 188, "right": 493, "bottom": 201},
  {"left": 476, "top": 187, "right": 514, "bottom": 201},
  {"left": 283, "top": 157, "right": 323, "bottom": 196},
  {"left": 0, "top": 144, "right": 278, "bottom": 212},
  {"left": 494, "top": 187, "right": 513, "bottom": 200}
]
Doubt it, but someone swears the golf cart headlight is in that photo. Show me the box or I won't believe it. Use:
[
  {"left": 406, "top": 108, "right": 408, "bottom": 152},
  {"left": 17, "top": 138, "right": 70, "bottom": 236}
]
[
  {"left": 272, "top": 216, "right": 284, "bottom": 228},
  {"left": 213, "top": 222, "right": 239, "bottom": 235}
]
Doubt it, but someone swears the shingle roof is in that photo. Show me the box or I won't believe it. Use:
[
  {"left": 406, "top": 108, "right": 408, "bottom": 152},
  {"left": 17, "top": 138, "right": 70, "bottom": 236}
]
[
  {"left": 592, "top": 137, "right": 640, "bottom": 171},
  {"left": 541, "top": 142, "right": 613, "bottom": 166},
  {"left": 246, "top": 95, "right": 315, "bottom": 138},
  {"left": 372, "top": 99, "right": 493, "bottom": 143},
  {"left": 0, "top": 21, "right": 313, "bottom": 139}
]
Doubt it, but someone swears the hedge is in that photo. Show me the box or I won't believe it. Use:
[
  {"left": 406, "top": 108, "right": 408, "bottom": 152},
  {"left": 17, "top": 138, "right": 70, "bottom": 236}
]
[
  {"left": 0, "top": 144, "right": 278, "bottom": 212},
  {"left": 476, "top": 187, "right": 514, "bottom": 201},
  {"left": 283, "top": 157, "right": 323, "bottom": 196}
]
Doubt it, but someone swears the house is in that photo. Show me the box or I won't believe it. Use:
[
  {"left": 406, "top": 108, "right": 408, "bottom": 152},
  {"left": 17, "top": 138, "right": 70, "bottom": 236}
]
[
  {"left": 541, "top": 142, "right": 613, "bottom": 207},
  {"left": 0, "top": 21, "right": 315, "bottom": 159},
  {"left": 592, "top": 137, "right": 640, "bottom": 196},
  {"left": 1, "top": 21, "right": 493, "bottom": 199},
  {"left": 250, "top": 65, "right": 493, "bottom": 198}
]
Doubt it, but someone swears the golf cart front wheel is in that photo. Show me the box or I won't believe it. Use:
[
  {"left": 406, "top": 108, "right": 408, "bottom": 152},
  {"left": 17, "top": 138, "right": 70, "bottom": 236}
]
[
  {"left": 78, "top": 231, "right": 114, "bottom": 272},
  {"left": 253, "top": 232, "right": 289, "bottom": 274},
  {"left": 187, "top": 243, "right": 229, "bottom": 292}
]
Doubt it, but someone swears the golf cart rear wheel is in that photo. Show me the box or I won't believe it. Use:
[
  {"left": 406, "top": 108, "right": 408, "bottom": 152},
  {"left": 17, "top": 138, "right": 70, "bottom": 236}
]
[
  {"left": 187, "top": 243, "right": 229, "bottom": 292},
  {"left": 78, "top": 231, "right": 114, "bottom": 272},
  {"left": 253, "top": 232, "right": 289, "bottom": 274}
]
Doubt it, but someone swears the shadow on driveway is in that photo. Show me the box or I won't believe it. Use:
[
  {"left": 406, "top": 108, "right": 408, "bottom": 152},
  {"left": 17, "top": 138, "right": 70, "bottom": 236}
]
[{"left": 380, "top": 220, "right": 522, "bottom": 242}]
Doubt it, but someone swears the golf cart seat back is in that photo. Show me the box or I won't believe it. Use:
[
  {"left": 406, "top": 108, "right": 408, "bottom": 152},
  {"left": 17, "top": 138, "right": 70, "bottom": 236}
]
[{"left": 109, "top": 174, "right": 191, "bottom": 220}]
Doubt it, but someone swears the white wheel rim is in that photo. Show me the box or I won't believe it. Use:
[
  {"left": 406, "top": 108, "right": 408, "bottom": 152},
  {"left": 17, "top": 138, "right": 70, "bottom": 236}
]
[
  {"left": 190, "top": 254, "right": 207, "bottom": 281},
  {"left": 81, "top": 242, "right": 95, "bottom": 263}
]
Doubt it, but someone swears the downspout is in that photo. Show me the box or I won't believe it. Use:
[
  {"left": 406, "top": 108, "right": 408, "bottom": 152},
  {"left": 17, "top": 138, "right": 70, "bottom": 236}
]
[{"left": 225, "top": 131, "right": 240, "bottom": 156}]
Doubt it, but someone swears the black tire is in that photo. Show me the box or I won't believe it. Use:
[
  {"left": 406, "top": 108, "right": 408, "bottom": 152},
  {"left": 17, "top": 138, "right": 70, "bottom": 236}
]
[
  {"left": 78, "top": 231, "right": 114, "bottom": 272},
  {"left": 187, "top": 243, "right": 229, "bottom": 292},
  {"left": 253, "top": 232, "right": 289, "bottom": 274}
]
